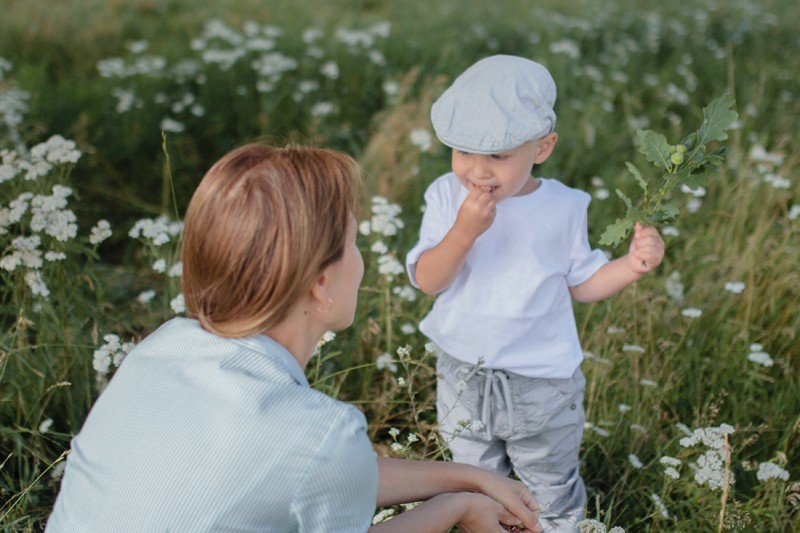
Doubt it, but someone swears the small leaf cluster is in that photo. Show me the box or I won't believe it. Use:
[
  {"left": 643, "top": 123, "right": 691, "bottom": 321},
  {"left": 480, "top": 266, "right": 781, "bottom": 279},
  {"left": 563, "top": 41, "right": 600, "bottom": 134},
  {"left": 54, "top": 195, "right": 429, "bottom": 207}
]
[{"left": 600, "top": 94, "right": 739, "bottom": 247}]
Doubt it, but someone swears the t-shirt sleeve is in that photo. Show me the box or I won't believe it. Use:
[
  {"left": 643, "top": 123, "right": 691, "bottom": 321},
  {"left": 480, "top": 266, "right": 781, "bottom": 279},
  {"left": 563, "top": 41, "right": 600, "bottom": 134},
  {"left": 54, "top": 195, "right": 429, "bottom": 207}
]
[
  {"left": 293, "top": 405, "right": 378, "bottom": 533},
  {"left": 405, "top": 180, "right": 453, "bottom": 288},
  {"left": 566, "top": 191, "right": 609, "bottom": 287}
]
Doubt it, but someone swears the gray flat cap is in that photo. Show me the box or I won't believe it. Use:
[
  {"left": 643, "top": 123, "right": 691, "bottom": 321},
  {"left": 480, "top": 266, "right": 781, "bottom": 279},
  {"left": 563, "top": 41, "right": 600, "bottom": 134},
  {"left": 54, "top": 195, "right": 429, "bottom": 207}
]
[{"left": 431, "top": 55, "right": 557, "bottom": 154}]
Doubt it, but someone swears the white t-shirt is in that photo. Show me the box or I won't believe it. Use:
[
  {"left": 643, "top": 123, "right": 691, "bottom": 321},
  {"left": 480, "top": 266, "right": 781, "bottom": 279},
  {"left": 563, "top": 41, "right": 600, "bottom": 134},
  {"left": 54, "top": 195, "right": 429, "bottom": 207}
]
[{"left": 406, "top": 173, "right": 608, "bottom": 378}]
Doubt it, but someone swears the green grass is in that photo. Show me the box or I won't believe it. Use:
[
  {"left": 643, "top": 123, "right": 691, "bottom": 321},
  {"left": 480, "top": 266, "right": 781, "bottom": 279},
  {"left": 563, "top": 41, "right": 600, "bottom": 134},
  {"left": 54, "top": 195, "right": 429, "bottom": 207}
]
[{"left": 1, "top": 0, "right": 799, "bottom": 531}]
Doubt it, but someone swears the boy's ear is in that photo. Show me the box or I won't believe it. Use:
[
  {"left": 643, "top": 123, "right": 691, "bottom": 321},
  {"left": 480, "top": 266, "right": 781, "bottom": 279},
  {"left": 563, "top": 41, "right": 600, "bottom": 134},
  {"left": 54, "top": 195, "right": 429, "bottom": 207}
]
[{"left": 534, "top": 132, "right": 558, "bottom": 164}]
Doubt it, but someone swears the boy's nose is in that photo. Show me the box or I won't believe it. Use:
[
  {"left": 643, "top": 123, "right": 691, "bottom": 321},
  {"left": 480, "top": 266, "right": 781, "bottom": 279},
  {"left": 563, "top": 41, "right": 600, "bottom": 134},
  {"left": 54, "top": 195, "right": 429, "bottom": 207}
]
[{"left": 471, "top": 157, "right": 492, "bottom": 180}]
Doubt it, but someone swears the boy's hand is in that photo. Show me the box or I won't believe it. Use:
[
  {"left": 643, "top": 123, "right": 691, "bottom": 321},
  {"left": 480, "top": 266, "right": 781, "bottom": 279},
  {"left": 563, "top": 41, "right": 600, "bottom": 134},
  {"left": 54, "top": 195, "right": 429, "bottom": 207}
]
[
  {"left": 627, "top": 222, "right": 665, "bottom": 274},
  {"left": 453, "top": 183, "right": 496, "bottom": 242}
]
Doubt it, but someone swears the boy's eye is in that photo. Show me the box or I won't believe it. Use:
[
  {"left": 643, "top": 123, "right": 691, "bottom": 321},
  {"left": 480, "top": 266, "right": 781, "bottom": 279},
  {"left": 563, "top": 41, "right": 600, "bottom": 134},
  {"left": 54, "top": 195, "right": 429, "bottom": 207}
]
[
  {"left": 457, "top": 150, "right": 472, "bottom": 156},
  {"left": 491, "top": 154, "right": 508, "bottom": 160}
]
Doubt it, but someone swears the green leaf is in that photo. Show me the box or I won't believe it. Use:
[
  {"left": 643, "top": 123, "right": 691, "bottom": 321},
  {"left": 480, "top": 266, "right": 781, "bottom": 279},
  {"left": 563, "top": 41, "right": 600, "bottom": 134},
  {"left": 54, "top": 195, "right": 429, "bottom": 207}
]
[
  {"left": 615, "top": 188, "right": 634, "bottom": 210},
  {"left": 695, "top": 94, "right": 738, "bottom": 146},
  {"left": 683, "top": 172, "right": 709, "bottom": 191},
  {"left": 625, "top": 162, "right": 647, "bottom": 193},
  {"left": 600, "top": 217, "right": 634, "bottom": 247},
  {"left": 636, "top": 129, "right": 673, "bottom": 169},
  {"left": 650, "top": 204, "right": 680, "bottom": 224}
]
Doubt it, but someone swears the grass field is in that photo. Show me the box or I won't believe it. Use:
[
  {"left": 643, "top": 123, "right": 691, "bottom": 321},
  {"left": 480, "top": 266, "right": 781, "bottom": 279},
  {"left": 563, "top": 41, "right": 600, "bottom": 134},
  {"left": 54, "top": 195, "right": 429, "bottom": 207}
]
[{"left": 1, "top": 0, "right": 799, "bottom": 530}]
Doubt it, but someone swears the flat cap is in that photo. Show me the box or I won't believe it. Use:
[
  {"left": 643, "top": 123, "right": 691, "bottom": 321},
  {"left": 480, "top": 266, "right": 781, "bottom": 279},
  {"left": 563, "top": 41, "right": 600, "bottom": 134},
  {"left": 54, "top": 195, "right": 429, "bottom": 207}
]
[{"left": 431, "top": 55, "right": 557, "bottom": 154}]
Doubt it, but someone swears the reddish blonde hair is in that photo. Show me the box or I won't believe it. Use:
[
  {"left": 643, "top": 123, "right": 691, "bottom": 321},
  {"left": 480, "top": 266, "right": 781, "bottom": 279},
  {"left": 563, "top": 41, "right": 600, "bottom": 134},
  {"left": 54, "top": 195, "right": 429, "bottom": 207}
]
[{"left": 181, "top": 143, "right": 361, "bottom": 337}]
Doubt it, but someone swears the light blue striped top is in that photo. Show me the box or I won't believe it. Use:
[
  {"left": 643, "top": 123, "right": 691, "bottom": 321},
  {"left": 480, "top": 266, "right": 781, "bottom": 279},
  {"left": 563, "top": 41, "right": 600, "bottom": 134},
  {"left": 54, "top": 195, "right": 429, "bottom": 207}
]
[{"left": 47, "top": 318, "right": 378, "bottom": 532}]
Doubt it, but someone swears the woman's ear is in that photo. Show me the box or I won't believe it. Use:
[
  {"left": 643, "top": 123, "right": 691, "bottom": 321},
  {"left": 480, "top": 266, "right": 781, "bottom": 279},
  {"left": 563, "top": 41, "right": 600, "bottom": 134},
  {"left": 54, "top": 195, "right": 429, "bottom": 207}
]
[
  {"left": 534, "top": 132, "right": 558, "bottom": 164},
  {"left": 309, "top": 271, "right": 333, "bottom": 314}
]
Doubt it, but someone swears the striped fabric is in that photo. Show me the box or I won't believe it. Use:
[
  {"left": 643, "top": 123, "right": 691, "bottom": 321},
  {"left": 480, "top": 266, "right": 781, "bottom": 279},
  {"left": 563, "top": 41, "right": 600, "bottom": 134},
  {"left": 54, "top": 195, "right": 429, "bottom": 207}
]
[{"left": 47, "top": 318, "right": 378, "bottom": 532}]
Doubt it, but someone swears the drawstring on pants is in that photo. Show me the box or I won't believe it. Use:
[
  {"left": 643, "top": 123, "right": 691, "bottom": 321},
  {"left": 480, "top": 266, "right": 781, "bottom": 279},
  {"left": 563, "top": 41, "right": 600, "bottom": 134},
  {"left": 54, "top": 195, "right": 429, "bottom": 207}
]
[{"left": 476, "top": 368, "right": 514, "bottom": 439}]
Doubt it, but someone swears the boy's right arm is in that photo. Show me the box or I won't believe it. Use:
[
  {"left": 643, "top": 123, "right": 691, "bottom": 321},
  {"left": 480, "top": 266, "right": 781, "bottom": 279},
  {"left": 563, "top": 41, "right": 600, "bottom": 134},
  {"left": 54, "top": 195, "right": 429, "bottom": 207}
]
[{"left": 414, "top": 184, "right": 495, "bottom": 295}]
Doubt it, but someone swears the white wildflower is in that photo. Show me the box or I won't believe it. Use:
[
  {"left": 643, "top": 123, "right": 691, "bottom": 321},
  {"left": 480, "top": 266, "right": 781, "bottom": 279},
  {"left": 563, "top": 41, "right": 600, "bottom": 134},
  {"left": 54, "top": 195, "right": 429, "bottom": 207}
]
[
  {"left": 151, "top": 259, "right": 166, "bottom": 273},
  {"left": 39, "top": 418, "right": 53, "bottom": 433},
  {"left": 650, "top": 493, "right": 669, "bottom": 518},
  {"left": 662, "top": 225, "right": 680, "bottom": 237},
  {"left": 629, "top": 454, "right": 643, "bottom": 468},
  {"left": 409, "top": 128, "right": 432, "bottom": 152},
  {"left": 370, "top": 240, "right": 388, "bottom": 254},
  {"left": 89, "top": 219, "right": 112, "bottom": 245},
  {"left": 585, "top": 423, "right": 610, "bottom": 437},
  {"left": 45, "top": 251, "right": 66, "bottom": 262},
  {"left": 747, "top": 343, "right": 773, "bottom": 367},
  {"left": 310, "top": 101, "right": 335, "bottom": 118},
  {"left": 388, "top": 427, "right": 400, "bottom": 437},
  {"left": 618, "top": 403, "right": 632, "bottom": 413},
  {"left": 170, "top": 293, "right": 185, "bottom": 314},
  {"left": 168, "top": 261, "right": 183, "bottom": 278},
  {"left": 400, "top": 322, "right": 416, "bottom": 335},
  {"left": 622, "top": 344, "right": 645, "bottom": 353},
  {"left": 681, "top": 307, "right": 702, "bottom": 318},
  {"left": 160, "top": 117, "right": 185, "bottom": 133},
  {"left": 724, "top": 281, "right": 745, "bottom": 294},
  {"left": 392, "top": 284, "right": 417, "bottom": 302},
  {"left": 25, "top": 270, "right": 50, "bottom": 298},
  {"left": 377, "top": 254, "right": 404, "bottom": 278},
  {"left": 665, "top": 271, "right": 684, "bottom": 301},
  {"left": 320, "top": 60, "right": 339, "bottom": 79},
  {"left": 756, "top": 461, "right": 789, "bottom": 482},
  {"left": 376, "top": 353, "right": 397, "bottom": 373},
  {"left": 136, "top": 290, "right": 156, "bottom": 304},
  {"left": 424, "top": 342, "right": 436, "bottom": 354},
  {"left": 788, "top": 204, "right": 800, "bottom": 220},
  {"left": 640, "top": 379, "right": 657, "bottom": 387}
]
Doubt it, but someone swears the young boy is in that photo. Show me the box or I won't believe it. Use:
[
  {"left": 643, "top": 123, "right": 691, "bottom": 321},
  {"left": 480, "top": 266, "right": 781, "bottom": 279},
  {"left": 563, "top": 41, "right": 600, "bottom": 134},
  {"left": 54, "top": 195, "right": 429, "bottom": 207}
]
[{"left": 405, "top": 55, "right": 665, "bottom": 531}]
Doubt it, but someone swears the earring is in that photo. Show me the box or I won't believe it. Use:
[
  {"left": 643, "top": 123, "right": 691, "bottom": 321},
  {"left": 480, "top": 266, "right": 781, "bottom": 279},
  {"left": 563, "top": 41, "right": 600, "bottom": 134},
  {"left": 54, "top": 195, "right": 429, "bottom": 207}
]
[{"left": 316, "top": 298, "right": 333, "bottom": 314}]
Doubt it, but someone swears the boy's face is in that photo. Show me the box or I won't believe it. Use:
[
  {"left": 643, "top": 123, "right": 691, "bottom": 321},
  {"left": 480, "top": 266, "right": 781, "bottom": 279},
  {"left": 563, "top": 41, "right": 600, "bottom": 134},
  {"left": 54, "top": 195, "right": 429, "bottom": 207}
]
[{"left": 451, "top": 134, "right": 557, "bottom": 202}]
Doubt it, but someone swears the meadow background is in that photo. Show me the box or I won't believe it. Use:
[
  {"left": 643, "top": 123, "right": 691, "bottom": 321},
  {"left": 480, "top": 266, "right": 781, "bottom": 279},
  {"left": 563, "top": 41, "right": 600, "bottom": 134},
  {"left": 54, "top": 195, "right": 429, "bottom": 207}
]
[{"left": 1, "top": 0, "right": 798, "bottom": 531}]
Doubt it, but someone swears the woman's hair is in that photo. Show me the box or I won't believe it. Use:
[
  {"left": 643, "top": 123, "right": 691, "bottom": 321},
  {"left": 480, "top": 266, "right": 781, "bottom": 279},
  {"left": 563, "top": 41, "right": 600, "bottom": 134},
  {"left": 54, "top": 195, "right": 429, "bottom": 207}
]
[{"left": 181, "top": 143, "right": 362, "bottom": 337}]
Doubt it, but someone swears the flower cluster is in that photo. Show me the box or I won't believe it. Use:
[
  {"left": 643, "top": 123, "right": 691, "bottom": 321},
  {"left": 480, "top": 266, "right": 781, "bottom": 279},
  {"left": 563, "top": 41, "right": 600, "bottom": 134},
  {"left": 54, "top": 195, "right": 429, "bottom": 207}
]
[
  {"left": 97, "top": 19, "right": 392, "bottom": 132},
  {"left": 678, "top": 423, "right": 735, "bottom": 490},
  {"left": 92, "top": 333, "right": 136, "bottom": 390}
]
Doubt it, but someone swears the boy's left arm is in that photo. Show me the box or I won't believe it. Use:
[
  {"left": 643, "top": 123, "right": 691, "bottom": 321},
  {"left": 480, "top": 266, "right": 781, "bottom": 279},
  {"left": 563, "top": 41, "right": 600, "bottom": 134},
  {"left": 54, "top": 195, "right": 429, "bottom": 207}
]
[{"left": 570, "top": 223, "right": 665, "bottom": 303}]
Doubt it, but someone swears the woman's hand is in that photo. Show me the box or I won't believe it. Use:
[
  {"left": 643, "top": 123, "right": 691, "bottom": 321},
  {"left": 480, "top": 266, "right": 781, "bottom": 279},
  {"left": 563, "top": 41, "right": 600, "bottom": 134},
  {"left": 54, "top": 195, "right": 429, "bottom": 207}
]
[
  {"left": 445, "top": 492, "right": 537, "bottom": 533},
  {"left": 472, "top": 473, "right": 542, "bottom": 532}
]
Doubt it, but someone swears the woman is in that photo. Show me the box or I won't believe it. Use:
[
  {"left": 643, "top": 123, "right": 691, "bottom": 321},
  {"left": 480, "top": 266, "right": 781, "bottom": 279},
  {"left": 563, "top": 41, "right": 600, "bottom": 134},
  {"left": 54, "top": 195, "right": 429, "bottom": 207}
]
[{"left": 47, "top": 144, "right": 541, "bottom": 532}]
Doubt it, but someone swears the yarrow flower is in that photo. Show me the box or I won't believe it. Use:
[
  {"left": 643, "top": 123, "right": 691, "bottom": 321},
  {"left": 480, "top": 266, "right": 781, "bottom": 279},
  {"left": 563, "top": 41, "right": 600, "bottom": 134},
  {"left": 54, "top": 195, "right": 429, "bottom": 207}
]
[
  {"left": 170, "top": 293, "right": 186, "bottom": 314},
  {"left": 681, "top": 307, "right": 702, "bottom": 318},
  {"left": 92, "top": 334, "right": 135, "bottom": 376},
  {"left": 129, "top": 215, "right": 182, "bottom": 246},
  {"left": 679, "top": 423, "right": 735, "bottom": 490},
  {"left": 724, "top": 281, "right": 746, "bottom": 294},
  {"left": 376, "top": 353, "right": 397, "bottom": 373},
  {"left": 360, "top": 196, "right": 404, "bottom": 237},
  {"left": 650, "top": 493, "right": 669, "bottom": 518},
  {"left": 89, "top": 219, "right": 112, "bottom": 245},
  {"left": 665, "top": 271, "right": 684, "bottom": 301},
  {"left": 756, "top": 461, "right": 789, "bottom": 482},
  {"left": 747, "top": 343, "right": 773, "bottom": 367},
  {"left": 409, "top": 128, "right": 432, "bottom": 152},
  {"left": 628, "top": 454, "right": 643, "bottom": 469},
  {"left": 577, "top": 519, "right": 625, "bottom": 533}
]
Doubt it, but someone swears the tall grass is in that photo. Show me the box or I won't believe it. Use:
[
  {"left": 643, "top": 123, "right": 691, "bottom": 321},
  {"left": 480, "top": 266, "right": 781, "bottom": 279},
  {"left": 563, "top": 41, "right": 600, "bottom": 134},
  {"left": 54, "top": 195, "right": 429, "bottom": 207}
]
[{"left": 1, "top": 0, "right": 798, "bottom": 531}]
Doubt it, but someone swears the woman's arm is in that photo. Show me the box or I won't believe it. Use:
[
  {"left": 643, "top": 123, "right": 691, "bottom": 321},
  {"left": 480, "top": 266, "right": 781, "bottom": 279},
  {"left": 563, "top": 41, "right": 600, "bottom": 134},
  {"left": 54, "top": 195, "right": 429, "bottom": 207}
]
[
  {"left": 369, "top": 492, "right": 530, "bottom": 533},
  {"left": 375, "top": 457, "right": 541, "bottom": 531}
]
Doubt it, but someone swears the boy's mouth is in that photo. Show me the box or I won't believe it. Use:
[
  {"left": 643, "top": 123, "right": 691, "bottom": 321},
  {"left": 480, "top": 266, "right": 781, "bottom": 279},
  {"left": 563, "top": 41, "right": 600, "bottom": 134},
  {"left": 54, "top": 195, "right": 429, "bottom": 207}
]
[{"left": 479, "top": 185, "right": 499, "bottom": 194}]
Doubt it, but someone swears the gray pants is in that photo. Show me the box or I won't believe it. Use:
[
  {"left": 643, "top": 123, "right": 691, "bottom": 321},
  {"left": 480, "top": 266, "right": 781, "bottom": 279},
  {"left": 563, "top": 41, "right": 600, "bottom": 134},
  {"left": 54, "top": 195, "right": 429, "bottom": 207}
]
[{"left": 436, "top": 350, "right": 586, "bottom": 532}]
